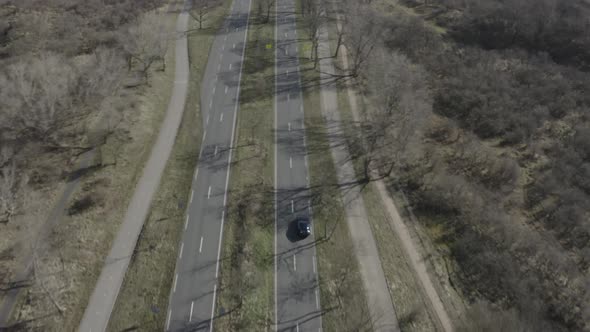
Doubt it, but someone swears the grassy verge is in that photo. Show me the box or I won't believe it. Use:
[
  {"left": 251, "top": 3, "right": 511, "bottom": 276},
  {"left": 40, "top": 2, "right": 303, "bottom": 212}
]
[
  {"left": 106, "top": 3, "right": 231, "bottom": 331},
  {"left": 294, "top": 2, "right": 372, "bottom": 331},
  {"left": 214, "top": 1, "right": 275, "bottom": 330}
]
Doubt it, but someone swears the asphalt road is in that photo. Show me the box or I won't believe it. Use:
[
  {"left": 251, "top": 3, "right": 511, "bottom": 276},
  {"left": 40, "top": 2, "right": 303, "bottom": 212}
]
[
  {"left": 315, "top": 8, "right": 400, "bottom": 332},
  {"left": 274, "top": 1, "right": 323, "bottom": 331},
  {"left": 164, "top": 0, "right": 251, "bottom": 331}
]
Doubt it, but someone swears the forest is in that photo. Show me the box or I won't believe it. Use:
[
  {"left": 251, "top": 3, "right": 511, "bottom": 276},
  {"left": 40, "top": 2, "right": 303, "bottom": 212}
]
[{"left": 342, "top": 0, "right": 590, "bottom": 330}]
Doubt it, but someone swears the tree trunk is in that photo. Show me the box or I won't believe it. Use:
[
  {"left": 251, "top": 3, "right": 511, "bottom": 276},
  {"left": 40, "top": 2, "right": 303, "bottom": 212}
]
[{"left": 334, "top": 32, "right": 343, "bottom": 58}]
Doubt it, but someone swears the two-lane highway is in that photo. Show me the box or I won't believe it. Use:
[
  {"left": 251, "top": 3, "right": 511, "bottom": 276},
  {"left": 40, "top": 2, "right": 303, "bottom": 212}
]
[
  {"left": 274, "top": 0, "right": 323, "bottom": 331},
  {"left": 165, "top": 0, "right": 251, "bottom": 330}
]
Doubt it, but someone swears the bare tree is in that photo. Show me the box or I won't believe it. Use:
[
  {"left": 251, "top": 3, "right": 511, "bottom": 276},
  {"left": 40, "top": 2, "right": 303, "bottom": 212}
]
[
  {"left": 342, "top": 2, "right": 383, "bottom": 77},
  {"left": 80, "top": 47, "right": 125, "bottom": 101},
  {"left": 189, "top": 0, "right": 222, "bottom": 29},
  {"left": 259, "top": 0, "right": 276, "bottom": 23},
  {"left": 354, "top": 48, "right": 432, "bottom": 181},
  {"left": 119, "top": 11, "right": 171, "bottom": 82}
]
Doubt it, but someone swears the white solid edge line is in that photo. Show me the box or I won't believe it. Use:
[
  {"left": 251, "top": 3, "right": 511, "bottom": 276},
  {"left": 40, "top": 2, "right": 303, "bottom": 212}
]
[
  {"left": 166, "top": 309, "right": 172, "bottom": 331},
  {"left": 273, "top": 0, "right": 279, "bottom": 329},
  {"left": 210, "top": 2, "right": 252, "bottom": 331},
  {"left": 189, "top": 301, "right": 194, "bottom": 322}
]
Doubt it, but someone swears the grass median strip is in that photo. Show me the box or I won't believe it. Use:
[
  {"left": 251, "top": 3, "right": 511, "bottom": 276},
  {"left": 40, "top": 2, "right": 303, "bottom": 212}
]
[
  {"left": 214, "top": 1, "right": 275, "bottom": 330},
  {"left": 293, "top": 2, "right": 372, "bottom": 331},
  {"left": 106, "top": 3, "right": 230, "bottom": 331}
]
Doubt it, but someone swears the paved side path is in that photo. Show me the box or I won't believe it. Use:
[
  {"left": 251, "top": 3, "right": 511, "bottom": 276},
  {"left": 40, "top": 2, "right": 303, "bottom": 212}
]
[
  {"left": 334, "top": 13, "right": 454, "bottom": 332},
  {"left": 316, "top": 8, "right": 400, "bottom": 332},
  {"left": 78, "top": 6, "right": 191, "bottom": 332}
]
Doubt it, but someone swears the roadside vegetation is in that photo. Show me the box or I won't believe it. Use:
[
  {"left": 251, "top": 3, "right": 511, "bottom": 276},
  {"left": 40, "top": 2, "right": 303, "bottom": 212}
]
[
  {"left": 107, "top": 1, "right": 231, "bottom": 330},
  {"left": 0, "top": 0, "right": 180, "bottom": 330},
  {"left": 333, "top": 0, "right": 590, "bottom": 330},
  {"left": 296, "top": 1, "right": 372, "bottom": 331},
  {"left": 214, "top": 0, "right": 275, "bottom": 329}
]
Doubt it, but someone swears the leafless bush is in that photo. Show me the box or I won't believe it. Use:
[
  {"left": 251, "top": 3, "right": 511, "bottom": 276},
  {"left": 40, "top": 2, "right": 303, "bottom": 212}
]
[
  {"left": 0, "top": 48, "right": 125, "bottom": 148},
  {"left": 0, "top": 54, "right": 77, "bottom": 141},
  {"left": 299, "top": 0, "right": 322, "bottom": 66},
  {"left": 354, "top": 47, "right": 432, "bottom": 181},
  {"left": 0, "top": 162, "right": 25, "bottom": 223}
]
